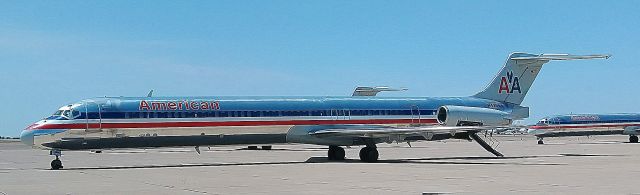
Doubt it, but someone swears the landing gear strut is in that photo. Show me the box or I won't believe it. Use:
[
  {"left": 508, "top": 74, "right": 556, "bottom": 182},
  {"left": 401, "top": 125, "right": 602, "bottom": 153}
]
[
  {"left": 537, "top": 137, "right": 544, "bottom": 145},
  {"left": 630, "top": 135, "right": 639, "bottom": 143},
  {"left": 359, "top": 146, "right": 379, "bottom": 162},
  {"left": 50, "top": 149, "right": 63, "bottom": 170},
  {"left": 327, "top": 145, "right": 345, "bottom": 160}
]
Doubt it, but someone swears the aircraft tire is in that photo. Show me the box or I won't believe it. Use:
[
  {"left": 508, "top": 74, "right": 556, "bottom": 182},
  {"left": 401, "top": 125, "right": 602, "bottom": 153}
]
[
  {"left": 51, "top": 159, "right": 63, "bottom": 170},
  {"left": 359, "top": 147, "right": 379, "bottom": 163},
  {"left": 359, "top": 147, "right": 367, "bottom": 161},
  {"left": 328, "top": 146, "right": 336, "bottom": 160},
  {"left": 328, "top": 146, "right": 345, "bottom": 160},
  {"left": 630, "top": 135, "right": 639, "bottom": 143},
  {"left": 537, "top": 140, "right": 544, "bottom": 145},
  {"left": 334, "top": 147, "right": 345, "bottom": 160}
]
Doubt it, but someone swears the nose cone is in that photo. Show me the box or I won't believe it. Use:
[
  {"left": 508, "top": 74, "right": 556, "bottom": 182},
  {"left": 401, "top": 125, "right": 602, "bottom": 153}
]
[{"left": 20, "top": 130, "right": 34, "bottom": 146}]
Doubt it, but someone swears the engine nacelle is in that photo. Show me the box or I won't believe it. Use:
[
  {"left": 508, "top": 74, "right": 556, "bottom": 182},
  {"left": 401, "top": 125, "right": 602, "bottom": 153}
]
[{"left": 436, "top": 105, "right": 511, "bottom": 126}]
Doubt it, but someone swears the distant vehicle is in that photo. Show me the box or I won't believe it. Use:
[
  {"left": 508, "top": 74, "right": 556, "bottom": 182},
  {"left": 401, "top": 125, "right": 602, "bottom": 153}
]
[
  {"left": 529, "top": 113, "right": 640, "bottom": 144},
  {"left": 19, "top": 52, "right": 608, "bottom": 169}
]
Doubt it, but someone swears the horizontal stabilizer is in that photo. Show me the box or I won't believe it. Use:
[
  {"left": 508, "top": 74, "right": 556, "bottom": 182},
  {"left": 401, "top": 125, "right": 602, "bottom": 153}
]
[
  {"left": 352, "top": 86, "right": 408, "bottom": 96},
  {"left": 510, "top": 54, "right": 610, "bottom": 61}
]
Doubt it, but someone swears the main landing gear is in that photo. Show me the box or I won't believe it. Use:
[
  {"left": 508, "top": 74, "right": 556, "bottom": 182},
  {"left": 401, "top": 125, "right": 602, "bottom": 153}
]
[
  {"left": 50, "top": 149, "right": 63, "bottom": 170},
  {"left": 630, "top": 135, "right": 639, "bottom": 143},
  {"left": 359, "top": 146, "right": 379, "bottom": 163},
  {"left": 326, "top": 145, "right": 379, "bottom": 162},
  {"left": 327, "top": 145, "right": 345, "bottom": 160}
]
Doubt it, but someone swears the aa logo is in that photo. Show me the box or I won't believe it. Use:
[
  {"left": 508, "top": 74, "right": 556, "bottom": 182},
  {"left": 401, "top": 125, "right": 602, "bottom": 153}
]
[{"left": 498, "top": 71, "right": 521, "bottom": 94}]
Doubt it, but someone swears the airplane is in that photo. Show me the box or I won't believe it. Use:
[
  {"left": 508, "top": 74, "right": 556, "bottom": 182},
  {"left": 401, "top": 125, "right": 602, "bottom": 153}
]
[
  {"left": 529, "top": 113, "right": 640, "bottom": 144},
  {"left": 19, "top": 52, "right": 609, "bottom": 169}
]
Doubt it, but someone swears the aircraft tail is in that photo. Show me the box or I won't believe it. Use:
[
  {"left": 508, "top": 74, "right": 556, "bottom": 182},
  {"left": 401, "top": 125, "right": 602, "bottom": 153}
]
[{"left": 473, "top": 53, "right": 609, "bottom": 105}]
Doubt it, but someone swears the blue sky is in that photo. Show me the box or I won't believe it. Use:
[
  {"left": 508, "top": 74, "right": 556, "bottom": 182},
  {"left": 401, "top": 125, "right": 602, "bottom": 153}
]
[{"left": 1, "top": 1, "right": 639, "bottom": 136}]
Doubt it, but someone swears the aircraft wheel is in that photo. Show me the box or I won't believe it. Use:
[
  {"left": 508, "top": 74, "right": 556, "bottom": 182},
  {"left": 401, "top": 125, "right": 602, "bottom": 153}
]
[
  {"left": 359, "top": 147, "right": 368, "bottom": 161},
  {"left": 51, "top": 159, "right": 63, "bottom": 170},
  {"left": 359, "top": 147, "right": 379, "bottom": 163},
  {"left": 328, "top": 146, "right": 345, "bottom": 160},
  {"left": 537, "top": 140, "right": 544, "bottom": 145},
  {"left": 630, "top": 135, "right": 639, "bottom": 143},
  {"left": 261, "top": 145, "right": 272, "bottom": 150}
]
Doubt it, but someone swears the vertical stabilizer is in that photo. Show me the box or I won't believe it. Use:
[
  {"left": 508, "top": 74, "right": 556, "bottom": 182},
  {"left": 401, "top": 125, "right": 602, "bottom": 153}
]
[{"left": 473, "top": 53, "right": 609, "bottom": 105}]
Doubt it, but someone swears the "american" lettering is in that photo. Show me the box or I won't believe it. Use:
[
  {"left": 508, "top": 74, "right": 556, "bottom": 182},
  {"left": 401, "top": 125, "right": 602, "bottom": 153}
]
[{"left": 139, "top": 100, "right": 220, "bottom": 111}]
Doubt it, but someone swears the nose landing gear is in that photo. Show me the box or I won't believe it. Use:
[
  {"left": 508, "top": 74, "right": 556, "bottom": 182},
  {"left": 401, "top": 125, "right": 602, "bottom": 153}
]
[
  {"left": 50, "top": 149, "right": 63, "bottom": 170},
  {"left": 537, "top": 137, "right": 544, "bottom": 145}
]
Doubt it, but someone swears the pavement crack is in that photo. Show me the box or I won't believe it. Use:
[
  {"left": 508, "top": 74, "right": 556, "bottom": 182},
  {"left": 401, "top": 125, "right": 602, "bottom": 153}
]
[{"left": 144, "top": 182, "right": 209, "bottom": 194}]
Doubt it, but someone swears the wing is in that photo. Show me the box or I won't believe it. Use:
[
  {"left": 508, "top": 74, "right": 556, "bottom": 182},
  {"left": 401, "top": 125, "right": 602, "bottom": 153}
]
[
  {"left": 309, "top": 125, "right": 499, "bottom": 139},
  {"left": 305, "top": 125, "right": 505, "bottom": 157},
  {"left": 624, "top": 126, "right": 640, "bottom": 135}
]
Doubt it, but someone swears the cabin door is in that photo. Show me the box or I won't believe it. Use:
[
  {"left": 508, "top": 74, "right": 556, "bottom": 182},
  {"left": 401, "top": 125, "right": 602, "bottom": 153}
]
[
  {"left": 83, "top": 101, "right": 103, "bottom": 133},
  {"left": 410, "top": 105, "right": 421, "bottom": 125}
]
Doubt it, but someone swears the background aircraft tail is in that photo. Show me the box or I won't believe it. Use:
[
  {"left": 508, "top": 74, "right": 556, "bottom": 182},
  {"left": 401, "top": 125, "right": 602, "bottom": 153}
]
[{"left": 473, "top": 53, "right": 609, "bottom": 105}]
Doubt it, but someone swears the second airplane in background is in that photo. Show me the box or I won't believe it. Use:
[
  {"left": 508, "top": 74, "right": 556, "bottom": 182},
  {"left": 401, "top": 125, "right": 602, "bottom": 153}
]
[{"left": 530, "top": 113, "right": 640, "bottom": 144}]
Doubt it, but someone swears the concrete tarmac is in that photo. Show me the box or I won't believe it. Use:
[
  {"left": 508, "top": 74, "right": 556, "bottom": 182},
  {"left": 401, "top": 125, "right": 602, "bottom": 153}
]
[{"left": 0, "top": 135, "right": 639, "bottom": 194}]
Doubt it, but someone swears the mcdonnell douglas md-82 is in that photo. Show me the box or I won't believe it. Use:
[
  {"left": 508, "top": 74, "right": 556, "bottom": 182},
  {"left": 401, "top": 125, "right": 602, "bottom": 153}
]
[
  {"left": 529, "top": 113, "right": 640, "bottom": 144},
  {"left": 20, "top": 53, "right": 609, "bottom": 169}
]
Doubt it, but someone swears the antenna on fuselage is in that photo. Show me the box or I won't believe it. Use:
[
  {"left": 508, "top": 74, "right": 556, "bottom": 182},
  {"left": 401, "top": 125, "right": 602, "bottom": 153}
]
[{"left": 147, "top": 90, "right": 154, "bottom": 97}]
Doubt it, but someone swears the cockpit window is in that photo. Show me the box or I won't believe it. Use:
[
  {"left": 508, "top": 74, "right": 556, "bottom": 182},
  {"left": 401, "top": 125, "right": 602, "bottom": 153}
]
[
  {"left": 52, "top": 110, "right": 63, "bottom": 116},
  {"left": 537, "top": 119, "right": 549, "bottom": 125},
  {"left": 62, "top": 110, "right": 71, "bottom": 118},
  {"left": 71, "top": 110, "right": 80, "bottom": 118}
]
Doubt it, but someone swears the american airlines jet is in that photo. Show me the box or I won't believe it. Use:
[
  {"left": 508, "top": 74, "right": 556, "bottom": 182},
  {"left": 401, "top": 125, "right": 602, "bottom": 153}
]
[
  {"left": 19, "top": 53, "right": 608, "bottom": 169},
  {"left": 529, "top": 113, "right": 640, "bottom": 144}
]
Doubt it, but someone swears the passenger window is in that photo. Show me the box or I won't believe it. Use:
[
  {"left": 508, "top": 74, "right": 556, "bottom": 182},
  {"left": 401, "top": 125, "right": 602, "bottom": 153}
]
[
  {"left": 311, "top": 110, "right": 320, "bottom": 116},
  {"left": 251, "top": 111, "right": 260, "bottom": 117}
]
